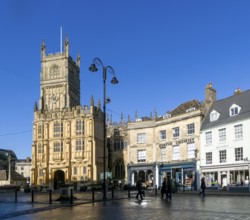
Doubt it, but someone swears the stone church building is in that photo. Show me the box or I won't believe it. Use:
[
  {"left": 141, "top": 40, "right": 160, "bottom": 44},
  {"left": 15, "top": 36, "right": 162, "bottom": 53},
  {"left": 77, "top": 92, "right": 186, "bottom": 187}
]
[{"left": 31, "top": 38, "right": 104, "bottom": 189}]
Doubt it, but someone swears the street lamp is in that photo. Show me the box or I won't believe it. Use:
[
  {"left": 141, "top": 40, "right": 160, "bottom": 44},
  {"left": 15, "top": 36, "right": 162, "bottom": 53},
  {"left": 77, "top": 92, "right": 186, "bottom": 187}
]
[{"left": 89, "top": 57, "right": 118, "bottom": 200}]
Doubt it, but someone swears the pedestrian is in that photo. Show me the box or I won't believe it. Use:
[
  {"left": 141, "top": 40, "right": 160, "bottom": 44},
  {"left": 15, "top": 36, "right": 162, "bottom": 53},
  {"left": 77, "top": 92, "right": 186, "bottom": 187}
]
[
  {"left": 136, "top": 178, "right": 144, "bottom": 200},
  {"left": 199, "top": 177, "right": 206, "bottom": 197},
  {"left": 174, "top": 180, "right": 178, "bottom": 193},
  {"left": 161, "top": 177, "right": 167, "bottom": 199},
  {"left": 166, "top": 178, "right": 172, "bottom": 200}
]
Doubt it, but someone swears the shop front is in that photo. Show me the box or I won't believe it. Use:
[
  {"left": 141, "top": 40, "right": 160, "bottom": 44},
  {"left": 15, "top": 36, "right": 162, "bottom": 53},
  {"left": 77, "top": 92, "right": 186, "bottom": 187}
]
[
  {"left": 127, "top": 163, "right": 157, "bottom": 188},
  {"left": 158, "top": 161, "right": 198, "bottom": 191},
  {"left": 201, "top": 163, "right": 250, "bottom": 188}
]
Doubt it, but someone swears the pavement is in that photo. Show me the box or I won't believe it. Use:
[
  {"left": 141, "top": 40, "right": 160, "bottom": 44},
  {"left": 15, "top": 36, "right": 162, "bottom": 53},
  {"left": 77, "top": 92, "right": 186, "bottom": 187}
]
[{"left": 1, "top": 189, "right": 250, "bottom": 220}]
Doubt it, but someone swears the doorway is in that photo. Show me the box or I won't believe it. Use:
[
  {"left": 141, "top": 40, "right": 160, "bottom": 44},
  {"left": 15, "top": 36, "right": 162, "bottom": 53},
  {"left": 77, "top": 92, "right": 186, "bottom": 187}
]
[{"left": 54, "top": 170, "right": 65, "bottom": 190}]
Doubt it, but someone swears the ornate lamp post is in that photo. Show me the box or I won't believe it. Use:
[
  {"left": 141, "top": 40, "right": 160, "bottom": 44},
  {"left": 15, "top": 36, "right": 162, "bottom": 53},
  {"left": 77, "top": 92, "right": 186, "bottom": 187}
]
[{"left": 89, "top": 57, "right": 118, "bottom": 200}]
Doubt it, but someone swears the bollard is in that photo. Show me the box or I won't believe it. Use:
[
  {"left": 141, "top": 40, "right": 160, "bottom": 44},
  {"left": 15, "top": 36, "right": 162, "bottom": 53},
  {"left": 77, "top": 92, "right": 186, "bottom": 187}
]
[
  {"left": 70, "top": 188, "right": 73, "bottom": 204},
  {"left": 128, "top": 185, "right": 131, "bottom": 198},
  {"left": 112, "top": 187, "right": 114, "bottom": 199},
  {"left": 31, "top": 189, "right": 34, "bottom": 203},
  {"left": 155, "top": 185, "right": 158, "bottom": 196},
  {"left": 49, "top": 189, "right": 52, "bottom": 204},
  {"left": 92, "top": 188, "right": 95, "bottom": 202},
  {"left": 15, "top": 189, "right": 17, "bottom": 202}
]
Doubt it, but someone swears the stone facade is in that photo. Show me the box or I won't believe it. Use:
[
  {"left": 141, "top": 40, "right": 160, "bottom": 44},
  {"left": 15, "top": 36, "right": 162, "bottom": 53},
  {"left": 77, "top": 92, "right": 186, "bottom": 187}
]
[
  {"left": 31, "top": 38, "right": 104, "bottom": 189},
  {"left": 107, "top": 115, "right": 128, "bottom": 186},
  {"left": 126, "top": 84, "right": 216, "bottom": 189}
]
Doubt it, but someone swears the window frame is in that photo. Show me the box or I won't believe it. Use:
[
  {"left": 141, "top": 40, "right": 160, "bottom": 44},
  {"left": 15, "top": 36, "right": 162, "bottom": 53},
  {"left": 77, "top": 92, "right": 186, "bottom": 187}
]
[
  {"left": 206, "top": 152, "right": 212, "bottom": 164},
  {"left": 187, "top": 123, "right": 195, "bottom": 135},
  {"left": 235, "top": 147, "right": 243, "bottom": 161},
  {"left": 219, "top": 128, "right": 226, "bottom": 142},
  {"left": 187, "top": 143, "right": 195, "bottom": 159},
  {"left": 76, "top": 139, "right": 84, "bottom": 151},
  {"left": 137, "top": 149, "right": 146, "bottom": 163},
  {"left": 54, "top": 121, "right": 63, "bottom": 138},
  {"left": 159, "top": 130, "right": 166, "bottom": 141},
  {"left": 137, "top": 133, "right": 146, "bottom": 144},
  {"left": 234, "top": 124, "right": 243, "bottom": 140},
  {"left": 173, "top": 145, "right": 180, "bottom": 160},
  {"left": 219, "top": 150, "right": 227, "bottom": 163},
  {"left": 172, "top": 127, "right": 180, "bottom": 138},
  {"left": 205, "top": 131, "right": 212, "bottom": 145},
  {"left": 76, "top": 119, "right": 84, "bottom": 136},
  {"left": 54, "top": 141, "right": 62, "bottom": 152}
]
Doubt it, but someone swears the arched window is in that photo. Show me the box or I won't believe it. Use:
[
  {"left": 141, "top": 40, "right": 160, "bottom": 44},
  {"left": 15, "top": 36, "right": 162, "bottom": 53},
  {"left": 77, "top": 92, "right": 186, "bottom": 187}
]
[
  {"left": 76, "top": 119, "right": 84, "bottom": 135},
  {"left": 37, "top": 143, "right": 44, "bottom": 154},
  {"left": 83, "top": 166, "right": 87, "bottom": 174},
  {"left": 49, "top": 64, "right": 60, "bottom": 79},
  {"left": 54, "top": 142, "right": 62, "bottom": 152},
  {"left": 114, "top": 159, "right": 125, "bottom": 179},
  {"left": 54, "top": 121, "right": 63, "bottom": 137},
  {"left": 76, "top": 139, "right": 84, "bottom": 151}
]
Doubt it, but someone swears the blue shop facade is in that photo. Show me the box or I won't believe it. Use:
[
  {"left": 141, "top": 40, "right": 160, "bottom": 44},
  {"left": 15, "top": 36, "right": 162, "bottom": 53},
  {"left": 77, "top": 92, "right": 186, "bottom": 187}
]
[{"left": 158, "top": 160, "right": 198, "bottom": 190}]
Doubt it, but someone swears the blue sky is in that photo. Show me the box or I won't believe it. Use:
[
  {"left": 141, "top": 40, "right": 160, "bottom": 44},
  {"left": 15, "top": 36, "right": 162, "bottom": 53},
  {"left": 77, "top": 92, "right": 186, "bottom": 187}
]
[{"left": 0, "top": 0, "right": 250, "bottom": 159}]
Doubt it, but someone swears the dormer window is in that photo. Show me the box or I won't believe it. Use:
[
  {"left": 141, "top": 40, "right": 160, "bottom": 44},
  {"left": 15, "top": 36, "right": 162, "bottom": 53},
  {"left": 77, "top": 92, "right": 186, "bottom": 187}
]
[
  {"left": 210, "top": 110, "right": 220, "bottom": 122},
  {"left": 230, "top": 104, "right": 241, "bottom": 117},
  {"left": 186, "top": 107, "right": 196, "bottom": 113},
  {"left": 163, "top": 113, "right": 171, "bottom": 119}
]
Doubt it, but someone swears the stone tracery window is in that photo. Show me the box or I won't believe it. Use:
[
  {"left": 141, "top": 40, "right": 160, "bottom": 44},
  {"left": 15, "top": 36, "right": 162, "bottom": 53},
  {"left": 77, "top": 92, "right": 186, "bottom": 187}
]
[{"left": 49, "top": 65, "right": 60, "bottom": 79}]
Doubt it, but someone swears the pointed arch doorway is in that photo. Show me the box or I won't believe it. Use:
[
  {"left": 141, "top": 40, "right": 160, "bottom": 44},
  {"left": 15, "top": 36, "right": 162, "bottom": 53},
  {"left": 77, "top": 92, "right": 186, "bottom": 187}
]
[{"left": 54, "top": 170, "right": 65, "bottom": 190}]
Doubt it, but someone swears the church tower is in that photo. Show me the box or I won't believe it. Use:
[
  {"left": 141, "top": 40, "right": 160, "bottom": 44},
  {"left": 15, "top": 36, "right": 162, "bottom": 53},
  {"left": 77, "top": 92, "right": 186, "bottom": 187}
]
[
  {"left": 39, "top": 37, "right": 80, "bottom": 111},
  {"left": 31, "top": 38, "right": 104, "bottom": 189}
]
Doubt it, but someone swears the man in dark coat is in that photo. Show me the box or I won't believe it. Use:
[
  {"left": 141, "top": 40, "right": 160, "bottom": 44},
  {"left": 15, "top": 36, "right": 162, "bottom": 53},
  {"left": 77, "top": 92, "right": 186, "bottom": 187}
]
[
  {"left": 199, "top": 177, "right": 206, "bottom": 197},
  {"left": 166, "top": 177, "right": 172, "bottom": 200},
  {"left": 136, "top": 178, "right": 144, "bottom": 200},
  {"left": 161, "top": 177, "right": 167, "bottom": 199}
]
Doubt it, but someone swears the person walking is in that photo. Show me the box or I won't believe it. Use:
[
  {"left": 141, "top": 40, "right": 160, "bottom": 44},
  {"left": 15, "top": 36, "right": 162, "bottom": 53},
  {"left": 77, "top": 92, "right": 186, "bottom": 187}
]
[
  {"left": 161, "top": 177, "right": 167, "bottom": 199},
  {"left": 136, "top": 178, "right": 144, "bottom": 200},
  {"left": 199, "top": 177, "right": 206, "bottom": 197},
  {"left": 166, "top": 177, "right": 172, "bottom": 200}
]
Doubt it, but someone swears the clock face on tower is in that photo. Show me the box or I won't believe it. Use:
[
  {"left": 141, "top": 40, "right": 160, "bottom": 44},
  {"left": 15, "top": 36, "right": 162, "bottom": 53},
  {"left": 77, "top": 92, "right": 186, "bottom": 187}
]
[{"left": 50, "top": 94, "right": 59, "bottom": 104}]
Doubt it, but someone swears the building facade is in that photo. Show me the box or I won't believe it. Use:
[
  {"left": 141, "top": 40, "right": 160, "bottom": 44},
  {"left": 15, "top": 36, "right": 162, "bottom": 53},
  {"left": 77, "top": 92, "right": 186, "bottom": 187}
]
[
  {"left": 200, "top": 88, "right": 250, "bottom": 187},
  {"left": 15, "top": 157, "right": 31, "bottom": 184},
  {"left": 126, "top": 83, "right": 216, "bottom": 189},
  {"left": 31, "top": 38, "right": 104, "bottom": 189},
  {"left": 107, "top": 114, "right": 128, "bottom": 187}
]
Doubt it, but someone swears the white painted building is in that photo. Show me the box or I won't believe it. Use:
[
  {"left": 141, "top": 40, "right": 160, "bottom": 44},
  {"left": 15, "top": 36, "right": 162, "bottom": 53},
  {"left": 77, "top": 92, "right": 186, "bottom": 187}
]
[
  {"left": 200, "top": 89, "right": 250, "bottom": 187},
  {"left": 15, "top": 157, "right": 32, "bottom": 184}
]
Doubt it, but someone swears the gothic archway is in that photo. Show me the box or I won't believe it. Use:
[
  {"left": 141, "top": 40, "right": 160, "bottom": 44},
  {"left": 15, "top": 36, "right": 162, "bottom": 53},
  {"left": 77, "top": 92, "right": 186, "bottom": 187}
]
[{"left": 54, "top": 170, "right": 65, "bottom": 190}]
